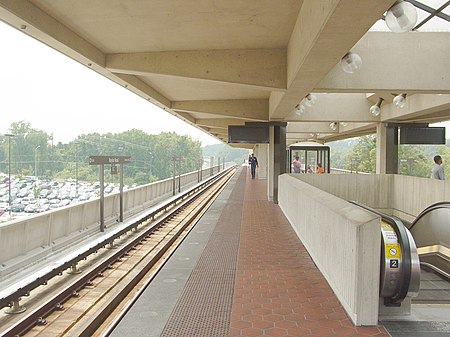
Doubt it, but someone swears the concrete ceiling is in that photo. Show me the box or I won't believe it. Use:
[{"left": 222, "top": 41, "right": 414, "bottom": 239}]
[{"left": 0, "top": 0, "right": 449, "bottom": 146}]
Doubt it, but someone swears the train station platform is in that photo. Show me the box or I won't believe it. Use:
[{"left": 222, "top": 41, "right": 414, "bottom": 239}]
[{"left": 110, "top": 167, "right": 388, "bottom": 337}]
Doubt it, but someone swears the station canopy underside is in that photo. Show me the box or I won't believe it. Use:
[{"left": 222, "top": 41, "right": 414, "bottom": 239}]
[{"left": 1, "top": 0, "right": 449, "bottom": 146}]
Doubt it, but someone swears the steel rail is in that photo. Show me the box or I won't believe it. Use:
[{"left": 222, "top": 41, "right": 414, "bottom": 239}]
[
  {"left": 83, "top": 168, "right": 235, "bottom": 337},
  {"left": 0, "top": 167, "right": 235, "bottom": 337}
]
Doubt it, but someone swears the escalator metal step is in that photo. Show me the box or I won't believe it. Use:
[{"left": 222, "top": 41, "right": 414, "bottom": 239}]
[
  {"left": 383, "top": 321, "right": 450, "bottom": 337},
  {"left": 413, "top": 269, "right": 450, "bottom": 304}
]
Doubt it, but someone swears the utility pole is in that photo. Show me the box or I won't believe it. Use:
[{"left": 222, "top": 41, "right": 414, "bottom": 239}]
[
  {"left": 172, "top": 156, "right": 177, "bottom": 195},
  {"left": 34, "top": 145, "right": 41, "bottom": 177},
  {"left": 210, "top": 156, "right": 214, "bottom": 176},
  {"left": 50, "top": 133, "right": 54, "bottom": 179},
  {"left": 5, "top": 134, "right": 15, "bottom": 216}
]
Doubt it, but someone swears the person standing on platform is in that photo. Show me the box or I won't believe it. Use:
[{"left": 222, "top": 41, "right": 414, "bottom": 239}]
[
  {"left": 431, "top": 155, "right": 445, "bottom": 180},
  {"left": 249, "top": 153, "right": 259, "bottom": 179},
  {"left": 293, "top": 156, "right": 301, "bottom": 173},
  {"left": 316, "top": 163, "right": 325, "bottom": 174}
]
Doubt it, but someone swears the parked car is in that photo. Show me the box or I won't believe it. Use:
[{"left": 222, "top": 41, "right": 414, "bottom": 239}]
[
  {"left": 10, "top": 203, "right": 25, "bottom": 212},
  {"left": 0, "top": 202, "right": 8, "bottom": 212},
  {"left": 21, "top": 197, "right": 36, "bottom": 205},
  {"left": 39, "top": 189, "right": 50, "bottom": 198},
  {"left": 36, "top": 204, "right": 50, "bottom": 213},
  {"left": 59, "top": 199, "right": 71, "bottom": 207},
  {"left": 24, "top": 204, "right": 38, "bottom": 213}
]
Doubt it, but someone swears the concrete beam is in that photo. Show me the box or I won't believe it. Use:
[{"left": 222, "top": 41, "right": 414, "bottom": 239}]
[
  {"left": 322, "top": 123, "right": 375, "bottom": 142},
  {"left": 285, "top": 93, "right": 378, "bottom": 122},
  {"left": 107, "top": 49, "right": 286, "bottom": 90},
  {"left": 196, "top": 118, "right": 246, "bottom": 129},
  {"left": 172, "top": 99, "right": 269, "bottom": 121},
  {"left": 0, "top": 0, "right": 173, "bottom": 113},
  {"left": 0, "top": 0, "right": 104, "bottom": 66},
  {"left": 382, "top": 94, "right": 450, "bottom": 122},
  {"left": 316, "top": 32, "right": 450, "bottom": 93},
  {"left": 115, "top": 73, "right": 171, "bottom": 108},
  {"left": 200, "top": 126, "right": 228, "bottom": 136},
  {"left": 270, "top": 0, "right": 394, "bottom": 119},
  {"left": 174, "top": 111, "right": 196, "bottom": 124},
  {"left": 287, "top": 122, "right": 340, "bottom": 134}
]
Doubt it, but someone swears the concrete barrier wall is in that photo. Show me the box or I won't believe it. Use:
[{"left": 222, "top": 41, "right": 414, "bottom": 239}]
[
  {"left": 392, "top": 175, "right": 450, "bottom": 222},
  {"left": 292, "top": 173, "right": 450, "bottom": 221},
  {"left": 279, "top": 174, "right": 381, "bottom": 325},
  {"left": 0, "top": 166, "right": 220, "bottom": 269},
  {"left": 291, "top": 173, "right": 393, "bottom": 210}
]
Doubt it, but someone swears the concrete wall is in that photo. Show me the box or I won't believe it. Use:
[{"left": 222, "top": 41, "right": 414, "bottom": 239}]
[
  {"left": 391, "top": 175, "right": 450, "bottom": 222},
  {"left": 279, "top": 174, "right": 381, "bottom": 326},
  {"left": 292, "top": 173, "right": 393, "bottom": 211},
  {"left": 0, "top": 166, "right": 221, "bottom": 273},
  {"left": 293, "top": 173, "right": 450, "bottom": 221}
]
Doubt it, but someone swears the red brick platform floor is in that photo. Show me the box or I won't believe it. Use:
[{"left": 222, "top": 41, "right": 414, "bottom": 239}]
[{"left": 229, "top": 171, "right": 388, "bottom": 337}]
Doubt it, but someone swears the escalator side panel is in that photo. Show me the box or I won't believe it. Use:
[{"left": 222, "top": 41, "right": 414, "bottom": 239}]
[{"left": 410, "top": 208, "right": 450, "bottom": 249}]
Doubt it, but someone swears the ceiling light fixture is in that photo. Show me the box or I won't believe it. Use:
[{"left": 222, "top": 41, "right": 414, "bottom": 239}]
[
  {"left": 393, "top": 93, "right": 407, "bottom": 108},
  {"left": 294, "top": 103, "right": 305, "bottom": 116},
  {"left": 340, "top": 52, "right": 362, "bottom": 74},
  {"left": 369, "top": 97, "right": 384, "bottom": 117},
  {"left": 385, "top": 0, "right": 418, "bottom": 33},
  {"left": 340, "top": 122, "right": 348, "bottom": 127},
  {"left": 330, "top": 122, "right": 338, "bottom": 131},
  {"left": 304, "top": 94, "right": 317, "bottom": 107}
]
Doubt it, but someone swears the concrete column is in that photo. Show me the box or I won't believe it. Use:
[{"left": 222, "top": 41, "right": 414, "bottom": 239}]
[
  {"left": 273, "top": 125, "right": 287, "bottom": 203},
  {"left": 376, "top": 123, "right": 387, "bottom": 174},
  {"left": 256, "top": 144, "right": 268, "bottom": 180},
  {"left": 266, "top": 125, "right": 287, "bottom": 203},
  {"left": 268, "top": 127, "right": 275, "bottom": 202},
  {"left": 376, "top": 123, "right": 398, "bottom": 174}
]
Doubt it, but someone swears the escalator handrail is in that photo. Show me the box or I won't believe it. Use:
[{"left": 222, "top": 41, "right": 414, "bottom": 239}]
[
  {"left": 409, "top": 201, "right": 450, "bottom": 230},
  {"left": 348, "top": 201, "right": 412, "bottom": 304}
]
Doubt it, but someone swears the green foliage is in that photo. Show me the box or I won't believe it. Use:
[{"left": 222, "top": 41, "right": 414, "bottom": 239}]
[
  {"left": 1, "top": 121, "right": 203, "bottom": 185},
  {"left": 341, "top": 135, "right": 377, "bottom": 173},
  {"left": 329, "top": 134, "right": 450, "bottom": 177}
]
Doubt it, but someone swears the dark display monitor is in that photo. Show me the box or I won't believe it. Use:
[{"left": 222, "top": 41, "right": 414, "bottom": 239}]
[
  {"left": 228, "top": 125, "right": 269, "bottom": 144},
  {"left": 399, "top": 126, "right": 446, "bottom": 145}
]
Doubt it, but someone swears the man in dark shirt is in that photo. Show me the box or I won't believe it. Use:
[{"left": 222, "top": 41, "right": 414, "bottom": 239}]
[{"left": 249, "top": 153, "right": 258, "bottom": 179}]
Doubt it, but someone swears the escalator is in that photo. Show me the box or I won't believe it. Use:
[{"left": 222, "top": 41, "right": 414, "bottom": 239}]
[
  {"left": 350, "top": 201, "right": 449, "bottom": 306},
  {"left": 349, "top": 201, "right": 421, "bottom": 306},
  {"left": 350, "top": 201, "right": 449, "bottom": 336},
  {"left": 407, "top": 202, "right": 450, "bottom": 304}
]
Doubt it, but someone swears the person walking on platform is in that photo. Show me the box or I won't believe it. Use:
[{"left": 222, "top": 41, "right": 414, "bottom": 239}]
[
  {"left": 249, "top": 153, "right": 259, "bottom": 179},
  {"left": 431, "top": 155, "right": 445, "bottom": 180}
]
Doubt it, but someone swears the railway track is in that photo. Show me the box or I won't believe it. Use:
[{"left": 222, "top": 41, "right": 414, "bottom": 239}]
[{"left": 0, "top": 167, "right": 236, "bottom": 337}]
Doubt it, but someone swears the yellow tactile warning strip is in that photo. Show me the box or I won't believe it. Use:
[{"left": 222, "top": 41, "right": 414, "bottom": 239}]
[
  {"left": 159, "top": 169, "right": 246, "bottom": 337},
  {"left": 229, "top": 171, "right": 389, "bottom": 337}
]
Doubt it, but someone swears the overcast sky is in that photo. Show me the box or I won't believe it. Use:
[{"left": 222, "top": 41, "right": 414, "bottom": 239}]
[{"left": 0, "top": 20, "right": 220, "bottom": 145}]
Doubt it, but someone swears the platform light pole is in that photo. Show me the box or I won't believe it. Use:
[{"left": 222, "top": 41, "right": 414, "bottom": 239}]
[
  {"left": 148, "top": 150, "right": 153, "bottom": 181},
  {"left": 34, "top": 145, "right": 41, "bottom": 177},
  {"left": 5, "top": 134, "right": 15, "bottom": 216}
]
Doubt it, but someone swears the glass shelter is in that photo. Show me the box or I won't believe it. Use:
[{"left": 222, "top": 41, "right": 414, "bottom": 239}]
[{"left": 287, "top": 142, "right": 330, "bottom": 174}]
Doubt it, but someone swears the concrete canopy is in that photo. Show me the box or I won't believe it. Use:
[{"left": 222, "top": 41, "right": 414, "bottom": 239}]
[{"left": 0, "top": 0, "right": 449, "bottom": 145}]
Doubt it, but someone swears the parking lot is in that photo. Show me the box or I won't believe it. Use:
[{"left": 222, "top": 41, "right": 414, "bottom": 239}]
[{"left": 0, "top": 174, "right": 130, "bottom": 223}]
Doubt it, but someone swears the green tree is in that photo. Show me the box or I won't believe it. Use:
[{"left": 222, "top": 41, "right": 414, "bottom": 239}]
[{"left": 344, "top": 135, "right": 376, "bottom": 173}]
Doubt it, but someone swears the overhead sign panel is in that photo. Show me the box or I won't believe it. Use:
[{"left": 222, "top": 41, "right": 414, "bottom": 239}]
[
  {"left": 228, "top": 125, "right": 269, "bottom": 144},
  {"left": 399, "top": 127, "right": 445, "bottom": 145},
  {"left": 89, "top": 156, "right": 131, "bottom": 165}
]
